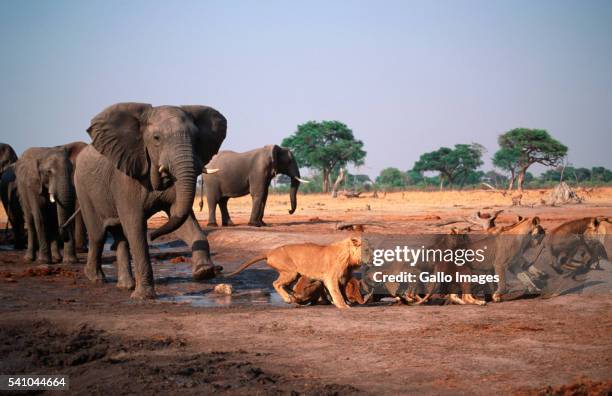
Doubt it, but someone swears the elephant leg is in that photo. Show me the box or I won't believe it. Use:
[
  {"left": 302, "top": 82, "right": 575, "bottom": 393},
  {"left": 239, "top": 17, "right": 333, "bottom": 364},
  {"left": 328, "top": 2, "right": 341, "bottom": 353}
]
[
  {"left": 110, "top": 229, "right": 134, "bottom": 290},
  {"left": 258, "top": 190, "right": 269, "bottom": 226},
  {"left": 74, "top": 208, "right": 87, "bottom": 252},
  {"left": 120, "top": 212, "right": 155, "bottom": 300},
  {"left": 248, "top": 194, "right": 265, "bottom": 227},
  {"left": 23, "top": 212, "right": 36, "bottom": 262},
  {"left": 51, "top": 239, "right": 62, "bottom": 263},
  {"left": 62, "top": 223, "right": 78, "bottom": 264},
  {"left": 32, "top": 208, "right": 51, "bottom": 264},
  {"left": 171, "top": 211, "right": 218, "bottom": 280},
  {"left": 206, "top": 192, "right": 219, "bottom": 227},
  {"left": 84, "top": 227, "right": 106, "bottom": 284},
  {"left": 219, "top": 197, "right": 233, "bottom": 226}
]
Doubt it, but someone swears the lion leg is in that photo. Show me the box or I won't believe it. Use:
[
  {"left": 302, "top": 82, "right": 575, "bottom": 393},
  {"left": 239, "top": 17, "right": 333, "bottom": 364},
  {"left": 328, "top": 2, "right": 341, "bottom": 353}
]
[
  {"left": 448, "top": 293, "right": 466, "bottom": 305},
  {"left": 273, "top": 271, "right": 299, "bottom": 304},
  {"left": 323, "top": 278, "right": 350, "bottom": 309}
]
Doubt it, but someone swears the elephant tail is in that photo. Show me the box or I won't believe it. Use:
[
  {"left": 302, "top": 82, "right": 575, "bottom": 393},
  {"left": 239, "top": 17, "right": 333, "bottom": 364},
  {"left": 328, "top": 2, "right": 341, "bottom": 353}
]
[{"left": 224, "top": 255, "right": 267, "bottom": 277}]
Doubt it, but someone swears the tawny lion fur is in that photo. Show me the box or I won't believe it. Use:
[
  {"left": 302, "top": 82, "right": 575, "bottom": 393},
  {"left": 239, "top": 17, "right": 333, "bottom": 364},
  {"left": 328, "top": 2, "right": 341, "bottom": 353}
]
[{"left": 226, "top": 237, "right": 363, "bottom": 308}]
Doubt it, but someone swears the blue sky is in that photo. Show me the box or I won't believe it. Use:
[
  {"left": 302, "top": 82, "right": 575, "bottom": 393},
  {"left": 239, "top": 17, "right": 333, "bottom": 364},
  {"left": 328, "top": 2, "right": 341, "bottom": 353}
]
[{"left": 1, "top": 0, "right": 610, "bottom": 177}]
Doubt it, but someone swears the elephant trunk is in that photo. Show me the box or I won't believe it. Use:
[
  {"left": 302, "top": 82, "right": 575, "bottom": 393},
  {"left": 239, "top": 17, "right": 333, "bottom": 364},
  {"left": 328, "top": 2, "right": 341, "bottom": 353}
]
[
  {"left": 288, "top": 177, "right": 299, "bottom": 215},
  {"left": 149, "top": 142, "right": 196, "bottom": 241},
  {"left": 55, "top": 165, "right": 75, "bottom": 242}
]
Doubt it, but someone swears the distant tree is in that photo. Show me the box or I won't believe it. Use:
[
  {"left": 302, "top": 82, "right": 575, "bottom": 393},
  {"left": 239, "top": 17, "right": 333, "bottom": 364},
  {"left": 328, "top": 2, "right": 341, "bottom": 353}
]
[
  {"left": 540, "top": 168, "right": 562, "bottom": 183},
  {"left": 405, "top": 169, "right": 424, "bottom": 186},
  {"left": 282, "top": 121, "right": 366, "bottom": 193},
  {"left": 413, "top": 143, "right": 484, "bottom": 189},
  {"left": 592, "top": 166, "right": 612, "bottom": 183},
  {"left": 492, "top": 147, "right": 521, "bottom": 190},
  {"left": 497, "top": 128, "right": 567, "bottom": 192},
  {"left": 376, "top": 167, "right": 406, "bottom": 188}
]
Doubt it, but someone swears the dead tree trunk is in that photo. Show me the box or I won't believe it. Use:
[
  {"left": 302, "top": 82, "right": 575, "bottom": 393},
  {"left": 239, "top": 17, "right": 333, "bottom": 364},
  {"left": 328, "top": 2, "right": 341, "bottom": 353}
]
[{"left": 331, "top": 168, "right": 345, "bottom": 198}]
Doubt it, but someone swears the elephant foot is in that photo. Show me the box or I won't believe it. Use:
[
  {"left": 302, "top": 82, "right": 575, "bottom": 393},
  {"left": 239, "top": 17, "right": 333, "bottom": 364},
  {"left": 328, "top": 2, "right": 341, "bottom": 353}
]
[
  {"left": 84, "top": 265, "right": 106, "bottom": 284},
  {"left": 192, "top": 265, "right": 222, "bottom": 281},
  {"left": 131, "top": 286, "right": 156, "bottom": 300},
  {"left": 117, "top": 276, "right": 135, "bottom": 290},
  {"left": 248, "top": 221, "right": 263, "bottom": 227},
  {"left": 23, "top": 252, "right": 35, "bottom": 263},
  {"left": 52, "top": 254, "right": 63, "bottom": 264},
  {"left": 222, "top": 220, "right": 235, "bottom": 227},
  {"left": 36, "top": 254, "right": 53, "bottom": 265},
  {"left": 207, "top": 222, "right": 219, "bottom": 227},
  {"left": 63, "top": 255, "right": 78, "bottom": 265}
]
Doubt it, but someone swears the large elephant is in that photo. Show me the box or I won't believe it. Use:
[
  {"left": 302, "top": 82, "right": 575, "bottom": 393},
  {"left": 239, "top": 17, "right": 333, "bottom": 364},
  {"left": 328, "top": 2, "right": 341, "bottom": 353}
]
[
  {"left": 0, "top": 143, "right": 25, "bottom": 249},
  {"left": 203, "top": 145, "right": 306, "bottom": 227},
  {"left": 15, "top": 146, "right": 78, "bottom": 264},
  {"left": 75, "top": 103, "right": 226, "bottom": 300}
]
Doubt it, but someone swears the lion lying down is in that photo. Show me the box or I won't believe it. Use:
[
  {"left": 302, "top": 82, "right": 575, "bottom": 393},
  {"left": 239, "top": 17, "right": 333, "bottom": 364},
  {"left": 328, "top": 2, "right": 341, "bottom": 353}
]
[
  {"left": 291, "top": 276, "right": 366, "bottom": 306},
  {"left": 225, "top": 237, "right": 363, "bottom": 308}
]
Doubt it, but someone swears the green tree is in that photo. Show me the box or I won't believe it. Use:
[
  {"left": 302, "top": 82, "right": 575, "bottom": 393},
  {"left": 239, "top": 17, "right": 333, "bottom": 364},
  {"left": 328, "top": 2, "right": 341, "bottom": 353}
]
[
  {"left": 405, "top": 169, "right": 424, "bottom": 186},
  {"left": 592, "top": 167, "right": 612, "bottom": 183},
  {"left": 376, "top": 167, "right": 406, "bottom": 188},
  {"left": 492, "top": 147, "right": 521, "bottom": 190},
  {"left": 282, "top": 121, "right": 366, "bottom": 193},
  {"left": 497, "top": 128, "right": 567, "bottom": 192},
  {"left": 413, "top": 143, "right": 484, "bottom": 189}
]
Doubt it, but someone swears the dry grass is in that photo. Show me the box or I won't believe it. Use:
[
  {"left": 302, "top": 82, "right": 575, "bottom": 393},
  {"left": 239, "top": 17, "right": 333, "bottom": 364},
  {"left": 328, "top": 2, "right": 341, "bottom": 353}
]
[{"left": 1, "top": 187, "right": 610, "bottom": 228}]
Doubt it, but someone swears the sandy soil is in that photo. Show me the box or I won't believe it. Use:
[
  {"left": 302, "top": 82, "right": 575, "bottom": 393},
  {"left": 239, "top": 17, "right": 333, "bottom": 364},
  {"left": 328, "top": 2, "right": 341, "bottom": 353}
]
[{"left": 1, "top": 188, "right": 611, "bottom": 395}]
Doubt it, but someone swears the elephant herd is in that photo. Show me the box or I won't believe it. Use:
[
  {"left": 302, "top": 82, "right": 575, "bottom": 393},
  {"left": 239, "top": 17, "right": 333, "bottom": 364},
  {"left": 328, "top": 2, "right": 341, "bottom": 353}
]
[{"left": 0, "top": 102, "right": 305, "bottom": 299}]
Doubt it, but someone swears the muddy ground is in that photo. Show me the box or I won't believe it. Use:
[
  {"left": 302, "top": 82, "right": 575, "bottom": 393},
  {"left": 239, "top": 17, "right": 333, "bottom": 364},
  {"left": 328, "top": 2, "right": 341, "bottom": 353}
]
[{"left": 1, "top": 190, "right": 611, "bottom": 395}]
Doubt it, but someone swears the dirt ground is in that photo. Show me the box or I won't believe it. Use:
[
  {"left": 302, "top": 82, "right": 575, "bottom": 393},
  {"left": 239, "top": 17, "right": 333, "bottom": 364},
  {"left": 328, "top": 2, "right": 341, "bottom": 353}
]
[{"left": 1, "top": 189, "right": 611, "bottom": 395}]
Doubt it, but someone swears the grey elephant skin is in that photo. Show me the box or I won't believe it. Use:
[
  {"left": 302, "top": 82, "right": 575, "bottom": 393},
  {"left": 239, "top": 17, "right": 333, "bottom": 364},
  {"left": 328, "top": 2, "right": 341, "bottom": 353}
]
[
  {"left": 0, "top": 143, "right": 25, "bottom": 249},
  {"left": 15, "top": 146, "right": 78, "bottom": 264},
  {"left": 62, "top": 141, "right": 88, "bottom": 251},
  {"left": 203, "top": 145, "right": 302, "bottom": 227},
  {"left": 75, "top": 102, "right": 226, "bottom": 300}
]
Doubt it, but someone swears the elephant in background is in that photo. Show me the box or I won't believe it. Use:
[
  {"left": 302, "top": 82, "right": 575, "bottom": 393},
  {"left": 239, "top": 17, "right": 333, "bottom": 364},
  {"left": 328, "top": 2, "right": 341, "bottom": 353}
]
[
  {"left": 15, "top": 146, "right": 78, "bottom": 264},
  {"left": 62, "top": 141, "right": 88, "bottom": 251},
  {"left": 0, "top": 143, "right": 25, "bottom": 249},
  {"left": 76, "top": 103, "right": 226, "bottom": 299},
  {"left": 203, "top": 145, "right": 307, "bottom": 227}
]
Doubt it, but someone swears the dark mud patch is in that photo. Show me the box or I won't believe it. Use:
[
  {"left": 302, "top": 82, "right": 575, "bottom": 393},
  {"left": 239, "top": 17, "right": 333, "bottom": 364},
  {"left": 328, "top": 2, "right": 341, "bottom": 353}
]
[{"left": 0, "top": 320, "right": 361, "bottom": 395}]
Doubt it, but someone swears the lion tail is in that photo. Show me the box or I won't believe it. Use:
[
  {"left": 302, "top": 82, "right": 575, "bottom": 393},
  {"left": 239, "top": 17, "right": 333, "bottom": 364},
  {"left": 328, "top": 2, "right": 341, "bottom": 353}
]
[{"left": 224, "top": 255, "right": 267, "bottom": 277}]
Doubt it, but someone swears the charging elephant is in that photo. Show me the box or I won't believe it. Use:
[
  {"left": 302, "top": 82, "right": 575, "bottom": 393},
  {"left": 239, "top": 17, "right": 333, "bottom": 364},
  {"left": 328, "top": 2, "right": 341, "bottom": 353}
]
[
  {"left": 75, "top": 102, "right": 226, "bottom": 299},
  {"left": 15, "top": 146, "right": 78, "bottom": 264},
  {"left": 0, "top": 143, "right": 25, "bottom": 249},
  {"left": 203, "top": 145, "right": 307, "bottom": 227}
]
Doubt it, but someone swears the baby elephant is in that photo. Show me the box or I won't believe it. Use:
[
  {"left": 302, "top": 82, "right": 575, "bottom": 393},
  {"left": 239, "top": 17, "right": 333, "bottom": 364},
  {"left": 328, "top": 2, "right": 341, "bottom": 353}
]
[{"left": 226, "top": 237, "right": 363, "bottom": 308}]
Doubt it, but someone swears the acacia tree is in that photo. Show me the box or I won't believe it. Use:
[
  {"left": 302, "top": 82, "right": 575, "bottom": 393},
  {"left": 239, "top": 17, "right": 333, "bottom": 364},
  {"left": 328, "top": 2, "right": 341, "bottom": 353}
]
[
  {"left": 497, "top": 128, "right": 567, "bottom": 192},
  {"left": 412, "top": 143, "right": 484, "bottom": 189},
  {"left": 376, "top": 167, "right": 406, "bottom": 188},
  {"left": 282, "top": 121, "right": 366, "bottom": 193},
  {"left": 492, "top": 147, "right": 521, "bottom": 191}
]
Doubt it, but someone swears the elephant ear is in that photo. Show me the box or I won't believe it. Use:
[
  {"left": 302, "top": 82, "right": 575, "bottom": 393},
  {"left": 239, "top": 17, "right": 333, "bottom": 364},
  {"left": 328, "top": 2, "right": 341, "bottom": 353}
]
[
  {"left": 0, "top": 144, "right": 18, "bottom": 174},
  {"left": 61, "top": 141, "right": 88, "bottom": 166},
  {"left": 265, "top": 145, "right": 281, "bottom": 176},
  {"left": 87, "top": 103, "right": 152, "bottom": 179},
  {"left": 181, "top": 105, "right": 227, "bottom": 167}
]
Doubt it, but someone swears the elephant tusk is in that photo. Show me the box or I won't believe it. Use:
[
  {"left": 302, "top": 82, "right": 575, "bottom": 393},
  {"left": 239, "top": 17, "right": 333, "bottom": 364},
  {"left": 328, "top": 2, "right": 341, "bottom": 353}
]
[
  {"left": 203, "top": 168, "right": 220, "bottom": 174},
  {"left": 49, "top": 193, "right": 56, "bottom": 203},
  {"left": 294, "top": 177, "right": 310, "bottom": 183},
  {"left": 159, "top": 165, "right": 168, "bottom": 174}
]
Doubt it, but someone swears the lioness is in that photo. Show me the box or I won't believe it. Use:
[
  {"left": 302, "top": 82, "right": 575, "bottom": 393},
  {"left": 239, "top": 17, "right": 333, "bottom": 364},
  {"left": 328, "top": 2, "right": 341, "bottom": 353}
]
[
  {"left": 584, "top": 216, "right": 611, "bottom": 263},
  {"left": 548, "top": 217, "right": 606, "bottom": 273},
  {"left": 226, "top": 237, "right": 363, "bottom": 308},
  {"left": 450, "top": 217, "right": 545, "bottom": 302}
]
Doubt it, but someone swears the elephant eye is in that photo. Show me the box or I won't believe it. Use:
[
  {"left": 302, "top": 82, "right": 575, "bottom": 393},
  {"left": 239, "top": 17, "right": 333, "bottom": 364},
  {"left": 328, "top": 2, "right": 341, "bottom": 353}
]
[{"left": 153, "top": 134, "right": 161, "bottom": 141}]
